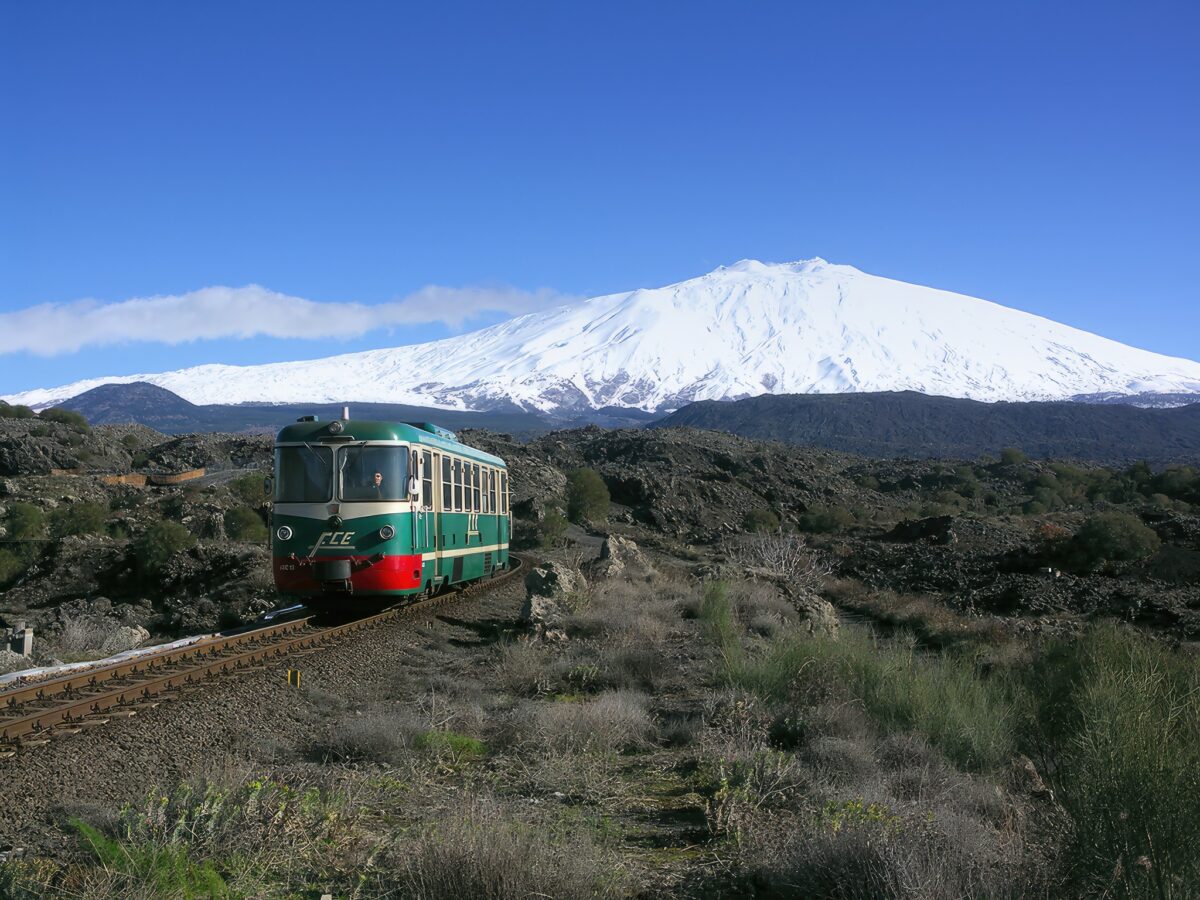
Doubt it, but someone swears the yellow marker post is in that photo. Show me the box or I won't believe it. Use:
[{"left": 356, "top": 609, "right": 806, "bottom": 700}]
[{"left": 287, "top": 669, "right": 301, "bottom": 688}]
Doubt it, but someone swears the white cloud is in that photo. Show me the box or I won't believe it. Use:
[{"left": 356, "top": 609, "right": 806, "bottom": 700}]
[{"left": 0, "top": 284, "right": 577, "bottom": 356}]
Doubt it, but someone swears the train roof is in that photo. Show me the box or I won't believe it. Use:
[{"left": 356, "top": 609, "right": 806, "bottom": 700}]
[{"left": 275, "top": 419, "right": 506, "bottom": 467}]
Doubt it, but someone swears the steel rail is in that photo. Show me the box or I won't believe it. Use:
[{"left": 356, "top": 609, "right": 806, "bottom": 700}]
[{"left": 0, "top": 556, "right": 524, "bottom": 748}]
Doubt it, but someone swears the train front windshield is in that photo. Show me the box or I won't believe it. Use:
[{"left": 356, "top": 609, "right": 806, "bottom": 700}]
[
  {"left": 275, "top": 445, "right": 334, "bottom": 502},
  {"left": 339, "top": 445, "right": 408, "bottom": 501}
]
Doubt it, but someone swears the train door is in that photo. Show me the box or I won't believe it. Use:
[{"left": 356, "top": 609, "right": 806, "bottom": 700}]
[
  {"left": 413, "top": 450, "right": 434, "bottom": 588},
  {"left": 440, "top": 454, "right": 453, "bottom": 584}
]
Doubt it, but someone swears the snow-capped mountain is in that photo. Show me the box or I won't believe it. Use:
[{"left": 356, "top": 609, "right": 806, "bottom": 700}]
[{"left": 8, "top": 259, "right": 1200, "bottom": 413}]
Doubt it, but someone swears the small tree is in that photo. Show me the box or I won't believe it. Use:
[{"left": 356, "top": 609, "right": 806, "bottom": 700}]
[
  {"left": 224, "top": 507, "right": 268, "bottom": 542},
  {"left": 743, "top": 509, "right": 781, "bottom": 533},
  {"left": 50, "top": 501, "right": 107, "bottom": 538},
  {"left": 566, "top": 468, "right": 610, "bottom": 525},
  {"left": 133, "top": 521, "right": 196, "bottom": 580}
]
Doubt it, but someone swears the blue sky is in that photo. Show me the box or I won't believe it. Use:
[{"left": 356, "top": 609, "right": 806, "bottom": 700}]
[{"left": 2, "top": 0, "right": 1197, "bottom": 394}]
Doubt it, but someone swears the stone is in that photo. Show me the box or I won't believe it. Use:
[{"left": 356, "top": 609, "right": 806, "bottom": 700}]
[
  {"left": 784, "top": 586, "right": 840, "bottom": 638},
  {"left": 0, "top": 649, "right": 29, "bottom": 675},
  {"left": 1009, "top": 754, "right": 1052, "bottom": 799},
  {"left": 587, "top": 534, "right": 656, "bottom": 581},
  {"left": 116, "top": 624, "right": 151, "bottom": 650},
  {"left": 520, "top": 562, "right": 588, "bottom": 641}
]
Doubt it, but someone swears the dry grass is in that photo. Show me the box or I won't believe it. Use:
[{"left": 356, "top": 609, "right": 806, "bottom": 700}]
[{"left": 823, "top": 578, "right": 1012, "bottom": 650}]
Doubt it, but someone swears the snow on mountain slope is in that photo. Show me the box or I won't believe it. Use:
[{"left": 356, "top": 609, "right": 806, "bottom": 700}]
[{"left": 7, "top": 259, "right": 1200, "bottom": 412}]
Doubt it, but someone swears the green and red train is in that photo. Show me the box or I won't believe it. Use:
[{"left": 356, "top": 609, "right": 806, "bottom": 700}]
[{"left": 269, "top": 416, "right": 510, "bottom": 605}]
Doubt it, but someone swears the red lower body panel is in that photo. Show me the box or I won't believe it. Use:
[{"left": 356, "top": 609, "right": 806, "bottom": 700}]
[{"left": 273, "top": 554, "right": 424, "bottom": 595}]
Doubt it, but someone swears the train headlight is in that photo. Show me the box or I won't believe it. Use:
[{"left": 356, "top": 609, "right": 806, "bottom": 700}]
[
  {"left": 328, "top": 420, "right": 344, "bottom": 434},
  {"left": 276, "top": 525, "right": 293, "bottom": 541},
  {"left": 378, "top": 524, "right": 396, "bottom": 541}
]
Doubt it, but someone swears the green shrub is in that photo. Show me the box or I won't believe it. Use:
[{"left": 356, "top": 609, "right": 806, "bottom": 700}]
[
  {"left": 797, "top": 505, "right": 854, "bottom": 533},
  {"left": 132, "top": 521, "right": 196, "bottom": 578},
  {"left": 1069, "top": 511, "right": 1160, "bottom": 570},
  {"left": 71, "top": 819, "right": 228, "bottom": 898},
  {"left": 538, "top": 508, "right": 570, "bottom": 547},
  {"left": 743, "top": 508, "right": 781, "bottom": 533},
  {"left": 0, "top": 401, "right": 35, "bottom": 419},
  {"left": 1023, "top": 627, "right": 1200, "bottom": 896},
  {"left": 49, "top": 501, "right": 107, "bottom": 538},
  {"left": 566, "top": 468, "right": 609, "bottom": 525},
  {"left": 4, "top": 502, "right": 46, "bottom": 540},
  {"left": 228, "top": 473, "right": 268, "bottom": 506},
  {"left": 698, "top": 582, "right": 743, "bottom": 672},
  {"left": 999, "top": 447, "right": 1027, "bottom": 466},
  {"left": 121, "top": 433, "right": 141, "bottom": 448},
  {"left": 414, "top": 730, "right": 488, "bottom": 763},
  {"left": 732, "top": 627, "right": 1017, "bottom": 771},
  {"left": 131, "top": 451, "right": 150, "bottom": 469},
  {"left": 224, "top": 506, "right": 267, "bottom": 542},
  {"left": 38, "top": 407, "right": 90, "bottom": 431},
  {"left": 0, "top": 549, "right": 25, "bottom": 585}
]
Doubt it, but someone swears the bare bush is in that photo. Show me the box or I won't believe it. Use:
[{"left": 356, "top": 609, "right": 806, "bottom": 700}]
[
  {"left": 701, "top": 749, "right": 809, "bottom": 843},
  {"left": 522, "top": 690, "right": 653, "bottom": 755},
  {"left": 494, "top": 639, "right": 555, "bottom": 697},
  {"left": 740, "top": 532, "right": 830, "bottom": 588},
  {"left": 55, "top": 615, "right": 144, "bottom": 659},
  {"left": 747, "top": 803, "right": 1027, "bottom": 900},
  {"left": 316, "top": 707, "right": 424, "bottom": 765},
  {"left": 393, "top": 796, "right": 630, "bottom": 898},
  {"left": 805, "top": 735, "right": 880, "bottom": 786}
]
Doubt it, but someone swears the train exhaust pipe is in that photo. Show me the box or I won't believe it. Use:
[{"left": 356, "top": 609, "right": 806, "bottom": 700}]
[{"left": 342, "top": 405, "right": 350, "bottom": 420}]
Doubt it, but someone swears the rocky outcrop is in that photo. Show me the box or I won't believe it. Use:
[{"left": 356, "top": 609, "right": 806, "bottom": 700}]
[
  {"left": 586, "top": 534, "right": 657, "bottom": 581},
  {"left": 519, "top": 562, "right": 588, "bottom": 641}
]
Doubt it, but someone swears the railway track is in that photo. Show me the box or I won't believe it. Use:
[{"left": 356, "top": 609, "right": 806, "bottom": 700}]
[{"left": 0, "top": 556, "right": 524, "bottom": 754}]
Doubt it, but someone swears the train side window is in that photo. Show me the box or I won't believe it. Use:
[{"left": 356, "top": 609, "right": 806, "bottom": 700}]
[
  {"left": 500, "top": 472, "right": 508, "bottom": 515},
  {"left": 481, "top": 467, "right": 490, "bottom": 513},
  {"left": 421, "top": 451, "right": 433, "bottom": 510},
  {"left": 441, "top": 456, "right": 452, "bottom": 509},
  {"left": 453, "top": 458, "right": 463, "bottom": 511},
  {"left": 472, "top": 464, "right": 481, "bottom": 511},
  {"left": 488, "top": 469, "right": 496, "bottom": 513}
]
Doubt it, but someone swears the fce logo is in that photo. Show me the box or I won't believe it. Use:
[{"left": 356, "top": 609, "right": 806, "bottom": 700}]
[{"left": 312, "top": 531, "right": 356, "bottom": 551}]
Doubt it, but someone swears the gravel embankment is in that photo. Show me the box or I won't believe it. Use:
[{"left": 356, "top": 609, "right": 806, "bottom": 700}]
[{"left": 0, "top": 573, "right": 525, "bottom": 857}]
